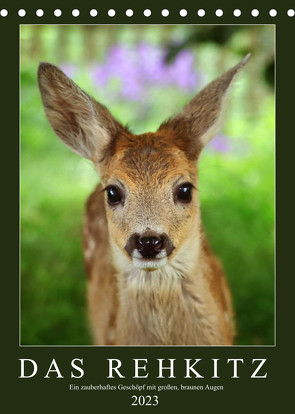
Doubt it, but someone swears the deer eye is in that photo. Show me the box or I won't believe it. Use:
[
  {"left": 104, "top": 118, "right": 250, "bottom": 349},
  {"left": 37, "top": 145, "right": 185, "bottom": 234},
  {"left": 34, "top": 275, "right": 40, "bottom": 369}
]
[
  {"left": 105, "top": 186, "right": 123, "bottom": 206},
  {"left": 175, "top": 183, "right": 193, "bottom": 204}
]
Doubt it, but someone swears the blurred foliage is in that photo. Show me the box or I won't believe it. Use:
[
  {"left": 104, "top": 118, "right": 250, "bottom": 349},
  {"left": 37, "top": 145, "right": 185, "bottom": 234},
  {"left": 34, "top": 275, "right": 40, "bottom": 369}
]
[{"left": 21, "top": 25, "right": 275, "bottom": 345}]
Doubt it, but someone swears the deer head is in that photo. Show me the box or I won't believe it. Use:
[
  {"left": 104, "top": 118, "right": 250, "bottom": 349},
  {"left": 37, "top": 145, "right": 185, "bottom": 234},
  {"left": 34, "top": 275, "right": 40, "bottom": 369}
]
[{"left": 38, "top": 55, "right": 249, "bottom": 275}]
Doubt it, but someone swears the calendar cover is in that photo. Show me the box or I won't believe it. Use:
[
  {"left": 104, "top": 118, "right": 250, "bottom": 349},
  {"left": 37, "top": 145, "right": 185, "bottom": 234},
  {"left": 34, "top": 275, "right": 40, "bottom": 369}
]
[{"left": 2, "top": 0, "right": 289, "bottom": 411}]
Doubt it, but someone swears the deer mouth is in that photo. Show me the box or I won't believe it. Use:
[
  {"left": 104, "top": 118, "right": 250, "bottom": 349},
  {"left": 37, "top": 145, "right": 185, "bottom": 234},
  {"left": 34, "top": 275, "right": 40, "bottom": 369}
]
[{"left": 131, "top": 249, "right": 168, "bottom": 271}]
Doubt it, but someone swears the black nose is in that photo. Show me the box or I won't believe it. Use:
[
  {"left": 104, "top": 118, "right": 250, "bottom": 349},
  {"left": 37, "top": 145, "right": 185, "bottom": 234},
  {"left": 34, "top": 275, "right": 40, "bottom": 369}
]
[
  {"left": 137, "top": 236, "right": 163, "bottom": 258},
  {"left": 125, "top": 231, "right": 174, "bottom": 259}
]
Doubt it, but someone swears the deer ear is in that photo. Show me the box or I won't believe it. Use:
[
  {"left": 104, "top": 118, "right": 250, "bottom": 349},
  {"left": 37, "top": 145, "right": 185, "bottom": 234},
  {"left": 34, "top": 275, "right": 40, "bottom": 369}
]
[
  {"left": 38, "top": 62, "right": 122, "bottom": 160},
  {"left": 158, "top": 54, "right": 250, "bottom": 159}
]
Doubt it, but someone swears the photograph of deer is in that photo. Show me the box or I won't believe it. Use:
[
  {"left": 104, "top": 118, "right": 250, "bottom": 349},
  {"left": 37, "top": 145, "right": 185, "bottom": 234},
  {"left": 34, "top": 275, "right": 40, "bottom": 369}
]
[{"left": 38, "top": 54, "right": 250, "bottom": 345}]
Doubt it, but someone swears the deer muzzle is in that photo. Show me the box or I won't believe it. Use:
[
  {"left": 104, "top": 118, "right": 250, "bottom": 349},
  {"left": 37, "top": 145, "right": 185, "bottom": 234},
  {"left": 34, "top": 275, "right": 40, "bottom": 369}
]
[{"left": 125, "top": 231, "right": 174, "bottom": 270}]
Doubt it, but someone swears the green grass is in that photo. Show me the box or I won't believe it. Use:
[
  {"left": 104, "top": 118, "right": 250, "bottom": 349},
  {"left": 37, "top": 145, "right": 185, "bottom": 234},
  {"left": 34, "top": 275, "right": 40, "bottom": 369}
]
[{"left": 199, "top": 156, "right": 274, "bottom": 344}]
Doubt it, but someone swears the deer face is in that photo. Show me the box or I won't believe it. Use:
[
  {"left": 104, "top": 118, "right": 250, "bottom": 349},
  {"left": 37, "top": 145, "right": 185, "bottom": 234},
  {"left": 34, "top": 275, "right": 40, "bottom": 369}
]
[
  {"left": 98, "top": 131, "right": 200, "bottom": 271},
  {"left": 37, "top": 56, "right": 249, "bottom": 272}
]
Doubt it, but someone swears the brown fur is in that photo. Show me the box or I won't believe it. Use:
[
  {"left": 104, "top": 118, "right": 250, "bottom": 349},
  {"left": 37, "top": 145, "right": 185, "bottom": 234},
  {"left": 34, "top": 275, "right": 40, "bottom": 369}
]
[{"left": 38, "top": 55, "right": 250, "bottom": 345}]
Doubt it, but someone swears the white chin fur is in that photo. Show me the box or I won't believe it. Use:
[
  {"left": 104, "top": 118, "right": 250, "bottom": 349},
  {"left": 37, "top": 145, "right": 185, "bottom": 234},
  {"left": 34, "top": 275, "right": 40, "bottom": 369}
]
[{"left": 132, "top": 256, "right": 168, "bottom": 271}]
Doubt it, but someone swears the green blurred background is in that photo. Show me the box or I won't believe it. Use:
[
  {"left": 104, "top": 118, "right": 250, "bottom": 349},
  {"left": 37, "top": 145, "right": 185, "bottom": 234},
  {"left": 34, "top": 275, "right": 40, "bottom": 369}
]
[{"left": 21, "top": 25, "right": 275, "bottom": 345}]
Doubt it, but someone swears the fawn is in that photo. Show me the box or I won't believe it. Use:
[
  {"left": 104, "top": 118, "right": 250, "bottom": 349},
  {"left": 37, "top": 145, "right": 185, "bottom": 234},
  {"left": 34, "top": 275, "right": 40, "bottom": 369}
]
[{"left": 38, "top": 54, "right": 249, "bottom": 345}]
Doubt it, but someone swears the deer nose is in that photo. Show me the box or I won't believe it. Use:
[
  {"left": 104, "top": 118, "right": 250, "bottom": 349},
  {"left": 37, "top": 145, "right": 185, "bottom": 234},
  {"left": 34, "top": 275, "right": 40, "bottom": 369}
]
[
  {"left": 125, "top": 232, "right": 174, "bottom": 259},
  {"left": 137, "top": 236, "right": 163, "bottom": 258}
]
